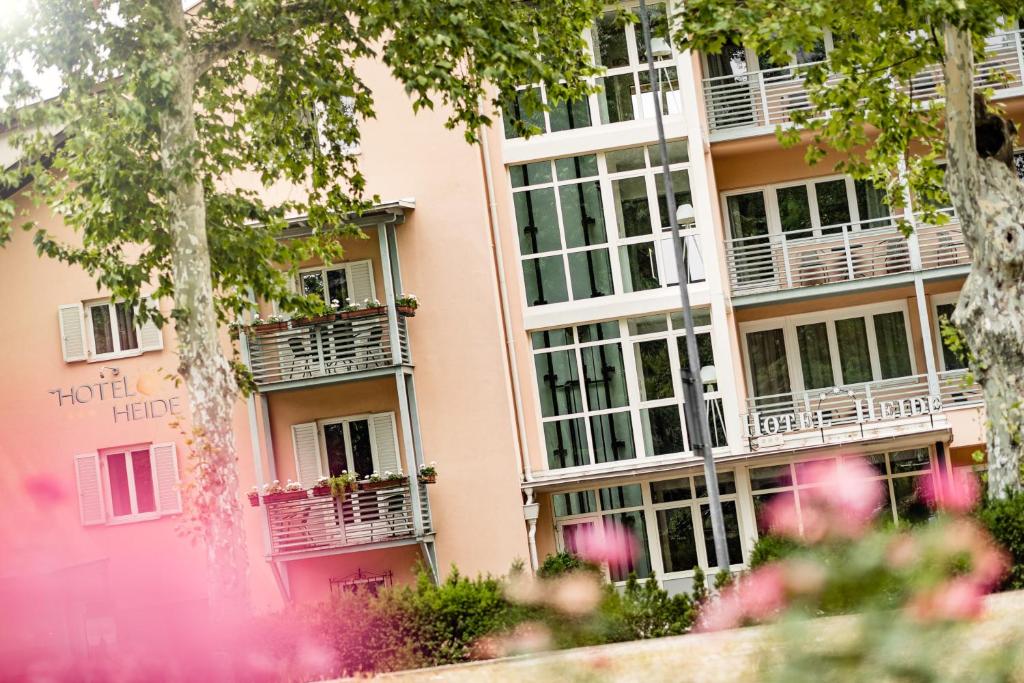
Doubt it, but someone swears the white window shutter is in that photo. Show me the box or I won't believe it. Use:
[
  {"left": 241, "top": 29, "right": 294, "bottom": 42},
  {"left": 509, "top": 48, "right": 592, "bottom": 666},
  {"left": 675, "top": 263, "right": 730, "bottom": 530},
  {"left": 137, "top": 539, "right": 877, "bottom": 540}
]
[
  {"left": 371, "top": 413, "right": 401, "bottom": 475},
  {"left": 59, "top": 304, "right": 88, "bottom": 362},
  {"left": 138, "top": 299, "right": 164, "bottom": 352},
  {"left": 74, "top": 452, "right": 105, "bottom": 525},
  {"left": 347, "top": 261, "right": 375, "bottom": 305},
  {"left": 291, "top": 422, "right": 324, "bottom": 487},
  {"left": 151, "top": 442, "right": 182, "bottom": 514}
]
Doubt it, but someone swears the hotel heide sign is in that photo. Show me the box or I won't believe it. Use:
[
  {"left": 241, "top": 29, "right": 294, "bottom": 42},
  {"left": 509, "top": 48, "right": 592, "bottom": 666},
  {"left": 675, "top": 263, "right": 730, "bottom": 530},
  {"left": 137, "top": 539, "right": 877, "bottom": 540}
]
[{"left": 49, "top": 375, "right": 182, "bottom": 424}]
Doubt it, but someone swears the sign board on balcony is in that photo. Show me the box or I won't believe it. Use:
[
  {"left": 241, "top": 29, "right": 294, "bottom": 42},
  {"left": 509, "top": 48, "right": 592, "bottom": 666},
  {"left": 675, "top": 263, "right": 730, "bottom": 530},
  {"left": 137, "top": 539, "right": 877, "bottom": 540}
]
[{"left": 745, "top": 394, "right": 944, "bottom": 440}]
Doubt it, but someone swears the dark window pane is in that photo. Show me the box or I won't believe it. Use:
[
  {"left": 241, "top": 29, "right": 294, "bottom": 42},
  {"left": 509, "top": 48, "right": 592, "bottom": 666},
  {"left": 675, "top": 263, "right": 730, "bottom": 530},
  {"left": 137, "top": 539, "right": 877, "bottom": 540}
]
[
  {"left": 115, "top": 303, "right": 138, "bottom": 351},
  {"left": 531, "top": 327, "right": 573, "bottom": 350},
  {"left": 892, "top": 475, "right": 931, "bottom": 525},
  {"left": 606, "top": 147, "right": 646, "bottom": 173},
  {"left": 301, "top": 272, "right": 325, "bottom": 299},
  {"left": 131, "top": 450, "right": 155, "bottom": 514},
  {"left": 350, "top": 420, "right": 374, "bottom": 478},
  {"left": 593, "top": 13, "right": 630, "bottom": 68},
  {"left": 510, "top": 161, "right": 552, "bottom": 188},
  {"left": 620, "top": 242, "right": 660, "bottom": 292},
  {"left": 597, "top": 73, "right": 638, "bottom": 124},
  {"left": 657, "top": 507, "right": 699, "bottom": 573},
  {"left": 107, "top": 452, "right": 131, "bottom": 517},
  {"left": 323, "top": 423, "right": 348, "bottom": 477},
  {"left": 91, "top": 305, "right": 115, "bottom": 355},
  {"left": 326, "top": 268, "right": 348, "bottom": 307},
  {"left": 655, "top": 169, "right": 692, "bottom": 228},
  {"left": 581, "top": 343, "right": 628, "bottom": 410},
  {"left": 651, "top": 478, "right": 691, "bottom": 503},
  {"left": 514, "top": 188, "right": 560, "bottom": 255},
  {"left": 835, "top": 317, "right": 872, "bottom": 384},
  {"left": 590, "top": 411, "right": 636, "bottom": 463},
  {"left": 753, "top": 491, "right": 795, "bottom": 535},
  {"left": 549, "top": 97, "right": 593, "bottom": 133},
  {"left": 562, "top": 521, "right": 596, "bottom": 554},
  {"left": 702, "top": 500, "right": 742, "bottom": 567},
  {"left": 545, "top": 418, "right": 589, "bottom": 469},
  {"left": 776, "top": 185, "right": 811, "bottom": 234},
  {"left": 873, "top": 312, "right": 912, "bottom": 379},
  {"left": 889, "top": 448, "right": 931, "bottom": 474},
  {"left": 815, "top": 179, "right": 851, "bottom": 231},
  {"left": 635, "top": 3, "right": 669, "bottom": 63},
  {"left": 604, "top": 511, "right": 652, "bottom": 580},
  {"left": 797, "top": 322, "right": 834, "bottom": 390},
  {"left": 636, "top": 339, "right": 673, "bottom": 401},
  {"left": 648, "top": 140, "right": 688, "bottom": 167},
  {"left": 677, "top": 332, "right": 715, "bottom": 376},
  {"left": 502, "top": 87, "right": 545, "bottom": 139},
  {"left": 854, "top": 179, "right": 891, "bottom": 222},
  {"left": 555, "top": 155, "right": 599, "bottom": 181},
  {"left": 578, "top": 322, "right": 619, "bottom": 343},
  {"left": 612, "top": 176, "right": 651, "bottom": 238},
  {"left": 695, "top": 471, "right": 735, "bottom": 497},
  {"left": 562, "top": 182, "right": 607, "bottom": 249},
  {"left": 746, "top": 329, "right": 791, "bottom": 397},
  {"left": 568, "top": 249, "right": 613, "bottom": 300},
  {"left": 534, "top": 349, "right": 582, "bottom": 417},
  {"left": 553, "top": 491, "right": 596, "bottom": 517},
  {"left": 600, "top": 484, "right": 644, "bottom": 510},
  {"left": 642, "top": 405, "right": 684, "bottom": 456},
  {"left": 936, "top": 303, "right": 967, "bottom": 370},
  {"left": 727, "top": 192, "right": 769, "bottom": 240},
  {"left": 523, "top": 256, "right": 568, "bottom": 306},
  {"left": 750, "top": 464, "right": 793, "bottom": 491}
]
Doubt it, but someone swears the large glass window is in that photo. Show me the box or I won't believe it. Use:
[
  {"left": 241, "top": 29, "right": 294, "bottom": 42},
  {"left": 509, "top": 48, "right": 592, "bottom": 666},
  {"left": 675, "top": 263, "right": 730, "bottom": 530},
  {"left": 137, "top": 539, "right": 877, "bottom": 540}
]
[
  {"left": 533, "top": 310, "right": 726, "bottom": 471},
  {"left": 511, "top": 142, "right": 701, "bottom": 307},
  {"left": 104, "top": 447, "right": 156, "bottom": 519},
  {"left": 593, "top": 4, "right": 681, "bottom": 125}
]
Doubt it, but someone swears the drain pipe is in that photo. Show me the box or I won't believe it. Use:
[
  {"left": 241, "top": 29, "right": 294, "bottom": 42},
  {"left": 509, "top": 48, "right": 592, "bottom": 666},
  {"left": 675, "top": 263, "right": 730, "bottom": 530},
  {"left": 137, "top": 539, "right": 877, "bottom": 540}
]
[{"left": 478, "top": 121, "right": 534, "bottom": 484}]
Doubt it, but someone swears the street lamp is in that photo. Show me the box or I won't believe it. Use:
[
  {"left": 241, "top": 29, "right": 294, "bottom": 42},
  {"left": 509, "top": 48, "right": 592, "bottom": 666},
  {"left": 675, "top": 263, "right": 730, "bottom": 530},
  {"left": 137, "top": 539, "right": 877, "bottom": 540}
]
[{"left": 638, "top": 0, "right": 732, "bottom": 572}]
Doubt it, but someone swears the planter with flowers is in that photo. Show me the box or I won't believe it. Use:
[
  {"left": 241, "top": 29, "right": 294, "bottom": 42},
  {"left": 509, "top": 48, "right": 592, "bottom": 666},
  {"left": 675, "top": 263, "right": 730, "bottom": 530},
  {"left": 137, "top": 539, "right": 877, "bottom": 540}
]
[
  {"left": 247, "top": 486, "right": 261, "bottom": 507},
  {"left": 396, "top": 293, "right": 418, "bottom": 318},
  {"left": 340, "top": 298, "right": 386, "bottom": 320},
  {"left": 311, "top": 476, "right": 332, "bottom": 496},
  {"left": 418, "top": 462, "right": 437, "bottom": 484},
  {"left": 359, "top": 471, "right": 408, "bottom": 491},
  {"left": 251, "top": 314, "right": 290, "bottom": 333},
  {"left": 328, "top": 471, "right": 358, "bottom": 497},
  {"left": 262, "top": 480, "right": 307, "bottom": 503}
]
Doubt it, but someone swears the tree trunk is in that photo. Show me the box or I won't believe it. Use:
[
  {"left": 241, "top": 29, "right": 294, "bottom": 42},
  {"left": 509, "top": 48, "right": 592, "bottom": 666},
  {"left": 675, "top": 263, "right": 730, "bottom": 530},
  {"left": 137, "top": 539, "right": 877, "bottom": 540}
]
[
  {"left": 943, "top": 25, "right": 1024, "bottom": 499},
  {"left": 157, "top": 0, "right": 249, "bottom": 614}
]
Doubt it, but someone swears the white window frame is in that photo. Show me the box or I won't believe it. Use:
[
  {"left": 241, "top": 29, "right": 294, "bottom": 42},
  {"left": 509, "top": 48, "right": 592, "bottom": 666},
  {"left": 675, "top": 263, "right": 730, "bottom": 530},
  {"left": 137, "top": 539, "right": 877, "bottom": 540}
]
[
  {"left": 701, "top": 29, "right": 838, "bottom": 77},
  {"left": 100, "top": 443, "right": 159, "bottom": 524},
  {"left": 84, "top": 299, "right": 143, "bottom": 361},
  {"left": 739, "top": 300, "right": 918, "bottom": 399},
  {"left": 297, "top": 260, "right": 374, "bottom": 308},
  {"left": 316, "top": 413, "right": 382, "bottom": 477}
]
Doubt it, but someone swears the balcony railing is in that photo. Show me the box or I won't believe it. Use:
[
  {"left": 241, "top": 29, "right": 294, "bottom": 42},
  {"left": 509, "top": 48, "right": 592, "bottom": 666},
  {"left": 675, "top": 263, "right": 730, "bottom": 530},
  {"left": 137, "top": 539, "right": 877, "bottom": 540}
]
[
  {"left": 725, "top": 211, "right": 967, "bottom": 297},
  {"left": 264, "top": 481, "right": 432, "bottom": 558},
  {"left": 246, "top": 310, "right": 411, "bottom": 389},
  {"left": 742, "top": 369, "right": 982, "bottom": 441},
  {"left": 704, "top": 28, "right": 1024, "bottom": 135}
]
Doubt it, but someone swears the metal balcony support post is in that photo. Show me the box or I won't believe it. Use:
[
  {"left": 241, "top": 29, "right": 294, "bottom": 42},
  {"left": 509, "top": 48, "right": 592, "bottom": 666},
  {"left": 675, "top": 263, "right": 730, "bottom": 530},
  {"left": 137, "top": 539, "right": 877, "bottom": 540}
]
[
  {"left": 842, "top": 225, "right": 855, "bottom": 280},
  {"left": 259, "top": 393, "right": 278, "bottom": 481},
  {"left": 781, "top": 238, "right": 793, "bottom": 288},
  {"left": 378, "top": 223, "right": 403, "bottom": 367},
  {"left": 640, "top": 0, "right": 730, "bottom": 570},
  {"left": 395, "top": 370, "right": 424, "bottom": 537}
]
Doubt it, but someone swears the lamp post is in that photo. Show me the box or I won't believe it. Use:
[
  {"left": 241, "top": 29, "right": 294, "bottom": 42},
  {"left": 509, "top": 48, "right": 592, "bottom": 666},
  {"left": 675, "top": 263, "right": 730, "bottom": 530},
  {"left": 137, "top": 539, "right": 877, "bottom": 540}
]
[{"left": 638, "top": 0, "right": 731, "bottom": 572}]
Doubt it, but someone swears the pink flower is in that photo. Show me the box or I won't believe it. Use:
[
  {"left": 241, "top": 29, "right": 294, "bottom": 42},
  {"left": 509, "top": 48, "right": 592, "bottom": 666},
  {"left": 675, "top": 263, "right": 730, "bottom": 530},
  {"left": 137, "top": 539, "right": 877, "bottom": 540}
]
[
  {"left": 574, "top": 522, "right": 637, "bottom": 568},
  {"left": 695, "top": 590, "right": 744, "bottom": 632},
  {"left": 909, "top": 578, "right": 985, "bottom": 622},
  {"left": 920, "top": 469, "right": 980, "bottom": 515},
  {"left": 23, "top": 473, "right": 68, "bottom": 504},
  {"left": 741, "top": 565, "right": 787, "bottom": 620}
]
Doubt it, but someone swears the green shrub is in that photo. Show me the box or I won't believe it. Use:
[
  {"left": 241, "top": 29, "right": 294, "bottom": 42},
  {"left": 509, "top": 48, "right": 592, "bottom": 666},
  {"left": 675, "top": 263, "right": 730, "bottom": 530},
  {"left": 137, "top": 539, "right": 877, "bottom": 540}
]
[
  {"left": 536, "top": 551, "right": 600, "bottom": 578},
  {"left": 977, "top": 492, "right": 1024, "bottom": 590},
  {"left": 749, "top": 533, "right": 803, "bottom": 568}
]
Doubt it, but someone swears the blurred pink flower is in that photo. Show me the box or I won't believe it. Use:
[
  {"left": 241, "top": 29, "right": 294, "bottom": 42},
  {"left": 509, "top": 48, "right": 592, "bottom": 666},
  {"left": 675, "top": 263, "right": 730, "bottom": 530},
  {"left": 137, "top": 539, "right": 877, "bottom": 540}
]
[
  {"left": 763, "top": 494, "right": 803, "bottom": 539},
  {"left": 574, "top": 522, "right": 637, "bottom": 568},
  {"left": 695, "top": 589, "right": 744, "bottom": 632},
  {"left": 547, "top": 574, "right": 602, "bottom": 616},
  {"left": 909, "top": 578, "right": 985, "bottom": 622},
  {"left": 696, "top": 566, "right": 788, "bottom": 632},
  {"left": 885, "top": 534, "right": 920, "bottom": 570},
  {"left": 920, "top": 469, "right": 980, "bottom": 515},
  {"left": 23, "top": 473, "right": 68, "bottom": 505}
]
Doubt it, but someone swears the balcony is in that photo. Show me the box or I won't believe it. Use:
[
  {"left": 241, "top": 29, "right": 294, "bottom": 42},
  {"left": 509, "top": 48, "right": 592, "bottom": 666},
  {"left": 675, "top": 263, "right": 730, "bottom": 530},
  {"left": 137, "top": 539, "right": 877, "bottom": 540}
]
[
  {"left": 263, "top": 481, "right": 432, "bottom": 559},
  {"left": 725, "top": 211, "right": 969, "bottom": 301},
  {"left": 703, "top": 28, "right": 1024, "bottom": 139},
  {"left": 741, "top": 369, "right": 982, "bottom": 451},
  {"left": 245, "top": 309, "right": 412, "bottom": 391}
]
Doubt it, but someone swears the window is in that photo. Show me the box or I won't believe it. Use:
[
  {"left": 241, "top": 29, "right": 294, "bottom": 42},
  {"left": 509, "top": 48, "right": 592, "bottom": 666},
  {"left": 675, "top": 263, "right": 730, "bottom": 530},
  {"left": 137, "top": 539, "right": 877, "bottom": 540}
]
[
  {"left": 933, "top": 294, "right": 967, "bottom": 371},
  {"left": 503, "top": 86, "right": 592, "bottom": 139},
  {"left": 297, "top": 260, "right": 375, "bottom": 310},
  {"left": 750, "top": 449, "right": 934, "bottom": 532},
  {"left": 74, "top": 443, "right": 181, "bottom": 526},
  {"left": 741, "top": 303, "right": 916, "bottom": 401},
  {"left": 86, "top": 301, "right": 139, "bottom": 357},
  {"left": 532, "top": 310, "right": 726, "bottom": 471},
  {"left": 593, "top": 3, "right": 681, "bottom": 125},
  {"left": 291, "top": 413, "right": 401, "bottom": 487},
  {"left": 104, "top": 446, "right": 156, "bottom": 519},
  {"left": 510, "top": 141, "right": 702, "bottom": 307},
  {"left": 321, "top": 417, "right": 377, "bottom": 479},
  {"left": 553, "top": 471, "right": 744, "bottom": 581}
]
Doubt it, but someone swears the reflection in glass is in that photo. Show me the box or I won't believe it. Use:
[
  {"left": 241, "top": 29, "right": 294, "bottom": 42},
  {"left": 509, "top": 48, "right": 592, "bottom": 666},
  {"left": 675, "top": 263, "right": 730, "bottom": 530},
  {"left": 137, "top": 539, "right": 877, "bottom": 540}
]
[
  {"left": 657, "top": 507, "right": 699, "bottom": 573},
  {"left": 797, "top": 322, "right": 834, "bottom": 390},
  {"left": 836, "top": 317, "right": 872, "bottom": 384},
  {"left": 545, "top": 418, "right": 589, "bottom": 469}
]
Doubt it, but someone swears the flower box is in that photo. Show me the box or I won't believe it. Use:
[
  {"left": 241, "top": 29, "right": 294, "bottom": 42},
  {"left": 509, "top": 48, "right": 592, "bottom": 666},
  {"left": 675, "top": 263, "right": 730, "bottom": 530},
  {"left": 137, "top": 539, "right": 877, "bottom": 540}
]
[
  {"left": 339, "top": 306, "right": 387, "bottom": 320},
  {"left": 359, "top": 477, "right": 408, "bottom": 491},
  {"left": 252, "top": 321, "right": 289, "bottom": 333},
  {"left": 247, "top": 492, "right": 260, "bottom": 507},
  {"left": 263, "top": 490, "right": 308, "bottom": 503},
  {"left": 397, "top": 305, "right": 417, "bottom": 317},
  {"left": 420, "top": 474, "right": 437, "bottom": 484},
  {"left": 297, "top": 314, "right": 337, "bottom": 326},
  {"left": 311, "top": 485, "right": 332, "bottom": 496}
]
